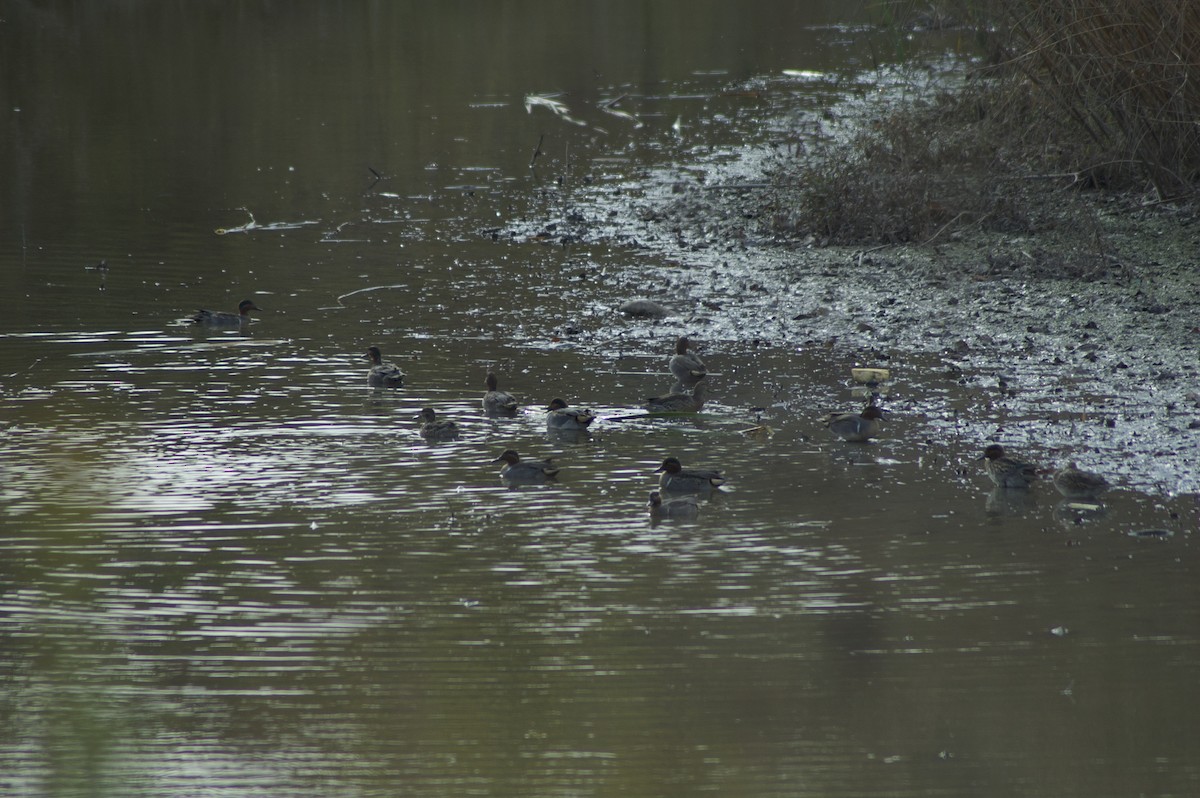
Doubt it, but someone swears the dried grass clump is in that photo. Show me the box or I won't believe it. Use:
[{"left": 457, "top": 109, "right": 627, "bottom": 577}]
[
  {"left": 780, "top": 88, "right": 1039, "bottom": 245},
  {"left": 1002, "top": 0, "right": 1200, "bottom": 199},
  {"left": 782, "top": 0, "right": 1200, "bottom": 245}
]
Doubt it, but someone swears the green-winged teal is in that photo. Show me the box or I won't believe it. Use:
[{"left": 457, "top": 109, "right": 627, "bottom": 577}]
[
  {"left": 980, "top": 444, "right": 1038, "bottom": 489},
  {"left": 824, "top": 405, "right": 885, "bottom": 442},
  {"left": 492, "top": 449, "right": 559, "bottom": 482},
  {"left": 365, "top": 346, "right": 406, "bottom": 388},
  {"left": 191, "top": 299, "right": 260, "bottom": 327},
  {"left": 1052, "top": 462, "right": 1109, "bottom": 498},
  {"left": 644, "top": 382, "right": 707, "bottom": 413},
  {"left": 648, "top": 491, "right": 700, "bottom": 519},
  {"left": 483, "top": 372, "right": 519, "bottom": 416},
  {"left": 546, "top": 398, "right": 596, "bottom": 431},
  {"left": 669, "top": 336, "right": 707, "bottom": 391},
  {"left": 654, "top": 456, "right": 725, "bottom": 492},
  {"left": 415, "top": 407, "right": 459, "bottom": 441}
]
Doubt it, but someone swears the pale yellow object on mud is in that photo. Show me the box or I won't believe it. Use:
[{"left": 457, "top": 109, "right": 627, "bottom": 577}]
[{"left": 851, "top": 367, "right": 890, "bottom": 384}]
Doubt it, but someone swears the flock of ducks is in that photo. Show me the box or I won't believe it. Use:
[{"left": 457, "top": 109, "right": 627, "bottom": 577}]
[{"left": 191, "top": 301, "right": 1111, "bottom": 518}]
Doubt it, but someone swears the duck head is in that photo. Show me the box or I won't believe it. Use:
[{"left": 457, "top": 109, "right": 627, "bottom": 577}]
[
  {"left": 654, "top": 457, "right": 683, "bottom": 475},
  {"left": 491, "top": 449, "right": 521, "bottom": 465},
  {"left": 980, "top": 444, "right": 1007, "bottom": 461}
]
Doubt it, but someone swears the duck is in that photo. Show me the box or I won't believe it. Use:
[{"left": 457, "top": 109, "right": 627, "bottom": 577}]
[
  {"left": 415, "top": 407, "right": 459, "bottom": 441},
  {"left": 190, "top": 299, "right": 260, "bottom": 327},
  {"left": 668, "top": 336, "right": 707, "bottom": 391},
  {"left": 618, "top": 298, "right": 667, "bottom": 318},
  {"left": 545, "top": 398, "right": 596, "bottom": 431},
  {"left": 648, "top": 491, "right": 700, "bottom": 520},
  {"left": 482, "top": 372, "right": 519, "bottom": 416},
  {"left": 644, "top": 382, "right": 707, "bottom": 413},
  {"left": 365, "top": 346, "right": 406, "bottom": 388},
  {"left": 1052, "top": 462, "right": 1109, "bottom": 498},
  {"left": 492, "top": 449, "right": 559, "bottom": 482},
  {"left": 979, "top": 444, "right": 1038, "bottom": 489},
  {"left": 653, "top": 456, "right": 725, "bottom": 493},
  {"left": 824, "top": 405, "right": 886, "bottom": 442}
]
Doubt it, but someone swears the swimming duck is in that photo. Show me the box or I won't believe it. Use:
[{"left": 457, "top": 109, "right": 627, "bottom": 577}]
[
  {"left": 979, "top": 444, "right": 1038, "bottom": 489},
  {"left": 648, "top": 491, "right": 700, "bottom": 520},
  {"left": 415, "top": 407, "right": 459, "bottom": 441},
  {"left": 546, "top": 398, "right": 596, "bottom": 431},
  {"left": 492, "top": 449, "right": 559, "bottom": 482},
  {"left": 644, "top": 382, "right": 707, "bottom": 413},
  {"left": 669, "top": 336, "right": 707, "bottom": 391},
  {"left": 364, "top": 346, "right": 406, "bottom": 388},
  {"left": 654, "top": 456, "right": 725, "bottom": 493},
  {"left": 191, "top": 299, "right": 260, "bottom": 327},
  {"left": 824, "top": 405, "right": 886, "bottom": 442},
  {"left": 482, "top": 372, "right": 519, "bottom": 416},
  {"left": 1052, "top": 462, "right": 1109, "bottom": 498}
]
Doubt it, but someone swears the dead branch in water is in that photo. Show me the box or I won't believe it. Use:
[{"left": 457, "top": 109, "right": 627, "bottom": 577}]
[{"left": 529, "top": 134, "right": 545, "bottom": 168}]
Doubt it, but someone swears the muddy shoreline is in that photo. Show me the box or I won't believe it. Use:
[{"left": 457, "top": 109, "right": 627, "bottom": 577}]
[{"left": 509, "top": 103, "right": 1200, "bottom": 498}]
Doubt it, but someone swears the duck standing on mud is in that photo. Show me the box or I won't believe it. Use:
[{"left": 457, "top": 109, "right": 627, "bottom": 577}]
[
  {"left": 979, "top": 444, "right": 1038, "bottom": 489},
  {"left": 668, "top": 336, "right": 707, "bottom": 392}
]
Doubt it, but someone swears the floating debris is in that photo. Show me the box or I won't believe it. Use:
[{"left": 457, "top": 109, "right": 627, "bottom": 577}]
[
  {"left": 1128, "top": 528, "right": 1173, "bottom": 538},
  {"left": 524, "top": 93, "right": 588, "bottom": 127},
  {"left": 215, "top": 207, "right": 319, "bottom": 236},
  {"left": 599, "top": 95, "right": 644, "bottom": 128}
]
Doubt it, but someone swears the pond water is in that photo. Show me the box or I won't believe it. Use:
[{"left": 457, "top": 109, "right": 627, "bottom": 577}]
[{"left": 2, "top": 3, "right": 1198, "bottom": 797}]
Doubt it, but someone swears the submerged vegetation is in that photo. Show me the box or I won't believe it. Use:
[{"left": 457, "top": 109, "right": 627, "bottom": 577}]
[{"left": 780, "top": 0, "right": 1200, "bottom": 245}]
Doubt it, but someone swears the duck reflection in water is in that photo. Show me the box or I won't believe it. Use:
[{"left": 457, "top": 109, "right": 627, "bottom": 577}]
[
  {"left": 647, "top": 491, "right": 699, "bottom": 521},
  {"left": 985, "top": 485, "right": 1039, "bottom": 517}
]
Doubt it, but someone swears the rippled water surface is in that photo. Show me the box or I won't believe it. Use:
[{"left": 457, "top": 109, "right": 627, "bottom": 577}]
[{"left": 2, "top": 3, "right": 1198, "bottom": 797}]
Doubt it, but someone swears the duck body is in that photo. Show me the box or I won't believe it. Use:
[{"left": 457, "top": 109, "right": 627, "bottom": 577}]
[
  {"left": 482, "top": 372, "right": 519, "bottom": 416},
  {"left": 545, "top": 398, "right": 596, "bottom": 431},
  {"left": 648, "top": 491, "right": 700, "bottom": 520},
  {"left": 365, "top": 346, "right": 406, "bottom": 388},
  {"left": 493, "top": 449, "right": 559, "bottom": 482},
  {"left": 191, "top": 299, "right": 260, "bottom": 327},
  {"left": 1053, "top": 462, "right": 1109, "bottom": 498},
  {"left": 668, "top": 336, "right": 707, "bottom": 391},
  {"left": 980, "top": 444, "right": 1038, "bottom": 489},
  {"left": 645, "top": 382, "right": 707, "bottom": 414},
  {"left": 416, "top": 407, "right": 459, "bottom": 441},
  {"left": 654, "top": 456, "right": 725, "bottom": 493},
  {"left": 824, "top": 405, "right": 885, "bottom": 442},
  {"left": 619, "top": 298, "right": 667, "bottom": 318}
]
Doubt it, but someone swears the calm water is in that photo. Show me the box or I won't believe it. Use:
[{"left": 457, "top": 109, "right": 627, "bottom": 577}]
[{"left": 2, "top": 3, "right": 1198, "bottom": 797}]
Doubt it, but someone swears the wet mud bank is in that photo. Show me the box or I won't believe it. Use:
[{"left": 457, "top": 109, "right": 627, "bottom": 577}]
[{"left": 506, "top": 104, "right": 1200, "bottom": 499}]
